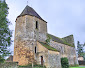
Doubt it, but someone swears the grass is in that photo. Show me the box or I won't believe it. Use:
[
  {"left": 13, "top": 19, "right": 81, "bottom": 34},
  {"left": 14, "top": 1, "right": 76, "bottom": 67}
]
[
  {"left": 70, "top": 67, "right": 85, "bottom": 68},
  {"left": 18, "top": 64, "right": 46, "bottom": 68}
]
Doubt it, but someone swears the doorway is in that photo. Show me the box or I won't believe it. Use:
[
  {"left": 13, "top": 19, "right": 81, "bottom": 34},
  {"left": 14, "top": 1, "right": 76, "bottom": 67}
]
[{"left": 41, "top": 56, "right": 43, "bottom": 65}]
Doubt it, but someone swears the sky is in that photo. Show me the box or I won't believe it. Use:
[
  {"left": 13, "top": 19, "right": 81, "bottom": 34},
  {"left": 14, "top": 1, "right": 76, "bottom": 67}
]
[{"left": 6, "top": 0, "right": 85, "bottom": 54}]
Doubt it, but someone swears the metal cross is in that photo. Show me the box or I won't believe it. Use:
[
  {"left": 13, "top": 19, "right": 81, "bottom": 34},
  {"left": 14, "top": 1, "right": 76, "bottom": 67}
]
[
  {"left": 27, "top": 0, "right": 32, "bottom": 7},
  {"left": 27, "top": 0, "right": 29, "bottom": 5}
]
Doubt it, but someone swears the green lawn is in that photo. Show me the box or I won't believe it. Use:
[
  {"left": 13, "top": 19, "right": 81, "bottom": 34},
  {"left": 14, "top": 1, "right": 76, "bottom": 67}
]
[{"left": 70, "top": 67, "right": 85, "bottom": 68}]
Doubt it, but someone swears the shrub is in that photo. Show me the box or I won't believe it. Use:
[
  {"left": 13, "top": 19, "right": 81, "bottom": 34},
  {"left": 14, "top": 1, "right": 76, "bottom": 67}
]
[
  {"left": 0, "top": 56, "right": 5, "bottom": 64},
  {"left": 61, "top": 57, "right": 69, "bottom": 68}
]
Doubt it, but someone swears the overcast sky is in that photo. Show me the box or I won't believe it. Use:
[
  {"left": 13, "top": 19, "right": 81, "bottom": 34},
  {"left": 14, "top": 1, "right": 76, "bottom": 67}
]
[{"left": 6, "top": 0, "right": 85, "bottom": 54}]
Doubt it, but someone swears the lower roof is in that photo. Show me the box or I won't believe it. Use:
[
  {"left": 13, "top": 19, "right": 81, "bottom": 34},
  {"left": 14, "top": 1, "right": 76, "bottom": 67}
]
[
  {"left": 39, "top": 42, "right": 59, "bottom": 52},
  {"left": 48, "top": 34, "right": 75, "bottom": 47}
]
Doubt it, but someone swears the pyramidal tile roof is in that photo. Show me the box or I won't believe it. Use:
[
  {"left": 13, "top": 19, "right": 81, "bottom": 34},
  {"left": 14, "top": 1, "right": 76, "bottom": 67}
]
[{"left": 18, "top": 5, "right": 46, "bottom": 22}]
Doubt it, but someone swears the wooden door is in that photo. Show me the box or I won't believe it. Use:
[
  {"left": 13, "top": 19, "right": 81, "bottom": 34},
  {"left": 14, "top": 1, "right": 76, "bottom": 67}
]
[{"left": 41, "top": 56, "right": 43, "bottom": 65}]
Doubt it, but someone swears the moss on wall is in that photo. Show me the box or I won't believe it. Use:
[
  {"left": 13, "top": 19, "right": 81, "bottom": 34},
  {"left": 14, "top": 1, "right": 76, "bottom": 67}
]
[
  {"left": 39, "top": 42, "right": 59, "bottom": 52},
  {"left": 48, "top": 34, "right": 75, "bottom": 47},
  {"left": 62, "top": 35, "right": 75, "bottom": 47}
]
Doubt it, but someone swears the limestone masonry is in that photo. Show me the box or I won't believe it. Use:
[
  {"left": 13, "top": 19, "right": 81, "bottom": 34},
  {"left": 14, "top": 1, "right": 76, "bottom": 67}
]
[{"left": 13, "top": 5, "right": 78, "bottom": 68}]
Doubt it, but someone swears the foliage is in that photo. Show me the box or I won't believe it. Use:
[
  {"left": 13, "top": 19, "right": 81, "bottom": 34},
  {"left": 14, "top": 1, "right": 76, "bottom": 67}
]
[
  {"left": 61, "top": 57, "right": 69, "bottom": 68},
  {"left": 77, "top": 41, "right": 84, "bottom": 56},
  {"left": 45, "top": 34, "right": 51, "bottom": 45},
  {"left": 0, "top": 0, "right": 12, "bottom": 63},
  {"left": 0, "top": 55, "right": 5, "bottom": 64},
  {"left": 77, "top": 41, "right": 85, "bottom": 59}
]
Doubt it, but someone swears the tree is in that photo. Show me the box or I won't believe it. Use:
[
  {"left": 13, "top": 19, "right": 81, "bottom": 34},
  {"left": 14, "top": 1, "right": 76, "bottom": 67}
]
[
  {"left": 77, "top": 41, "right": 84, "bottom": 57},
  {"left": 0, "top": 0, "right": 12, "bottom": 63}
]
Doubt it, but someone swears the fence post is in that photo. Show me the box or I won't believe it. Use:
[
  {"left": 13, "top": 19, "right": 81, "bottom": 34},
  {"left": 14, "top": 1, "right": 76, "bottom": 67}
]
[{"left": 32, "top": 60, "right": 34, "bottom": 68}]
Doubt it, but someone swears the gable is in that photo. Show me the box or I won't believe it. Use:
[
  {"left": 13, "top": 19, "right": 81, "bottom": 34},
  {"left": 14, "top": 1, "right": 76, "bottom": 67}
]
[{"left": 62, "top": 35, "right": 74, "bottom": 46}]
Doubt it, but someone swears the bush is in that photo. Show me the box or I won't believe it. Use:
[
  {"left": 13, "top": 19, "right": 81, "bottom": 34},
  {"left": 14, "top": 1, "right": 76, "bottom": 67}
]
[
  {"left": 0, "top": 56, "right": 5, "bottom": 64},
  {"left": 61, "top": 57, "right": 69, "bottom": 68}
]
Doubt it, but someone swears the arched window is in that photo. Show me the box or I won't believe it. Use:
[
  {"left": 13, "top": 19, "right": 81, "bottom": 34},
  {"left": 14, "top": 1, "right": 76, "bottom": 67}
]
[
  {"left": 35, "top": 46, "right": 37, "bottom": 53},
  {"left": 36, "top": 21, "right": 38, "bottom": 29}
]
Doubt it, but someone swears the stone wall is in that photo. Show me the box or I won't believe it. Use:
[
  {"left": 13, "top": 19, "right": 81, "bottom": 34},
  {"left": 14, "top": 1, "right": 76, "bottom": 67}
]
[
  {"left": 50, "top": 41, "right": 78, "bottom": 65},
  {"left": 14, "top": 14, "right": 47, "bottom": 66},
  {"left": 36, "top": 42, "right": 61, "bottom": 68},
  {"left": 0, "top": 62, "right": 18, "bottom": 68},
  {"left": 62, "top": 35, "right": 74, "bottom": 46},
  {"left": 48, "top": 50, "right": 61, "bottom": 68},
  {"left": 13, "top": 40, "right": 36, "bottom": 65},
  {"left": 33, "top": 16, "right": 47, "bottom": 42},
  {"left": 15, "top": 15, "right": 47, "bottom": 42},
  {"left": 36, "top": 42, "right": 49, "bottom": 66}
]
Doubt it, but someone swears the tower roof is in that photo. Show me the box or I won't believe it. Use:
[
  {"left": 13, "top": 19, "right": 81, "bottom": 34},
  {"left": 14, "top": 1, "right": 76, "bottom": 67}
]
[{"left": 18, "top": 5, "right": 46, "bottom": 22}]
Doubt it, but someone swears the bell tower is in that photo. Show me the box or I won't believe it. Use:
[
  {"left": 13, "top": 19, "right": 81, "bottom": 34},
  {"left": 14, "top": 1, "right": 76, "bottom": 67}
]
[
  {"left": 13, "top": 5, "right": 47, "bottom": 65},
  {"left": 15, "top": 5, "right": 47, "bottom": 42}
]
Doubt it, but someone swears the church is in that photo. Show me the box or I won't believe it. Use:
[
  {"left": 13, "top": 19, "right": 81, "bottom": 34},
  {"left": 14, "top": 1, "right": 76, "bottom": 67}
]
[{"left": 13, "top": 5, "right": 78, "bottom": 68}]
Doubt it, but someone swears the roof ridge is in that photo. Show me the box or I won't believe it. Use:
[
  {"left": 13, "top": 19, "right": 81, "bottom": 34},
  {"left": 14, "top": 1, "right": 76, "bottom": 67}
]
[
  {"left": 47, "top": 33, "right": 75, "bottom": 47},
  {"left": 62, "top": 34, "right": 73, "bottom": 39}
]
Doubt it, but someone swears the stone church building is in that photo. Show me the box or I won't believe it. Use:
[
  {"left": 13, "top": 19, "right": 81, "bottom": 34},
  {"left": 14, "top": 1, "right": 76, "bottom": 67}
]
[{"left": 13, "top": 5, "right": 78, "bottom": 68}]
